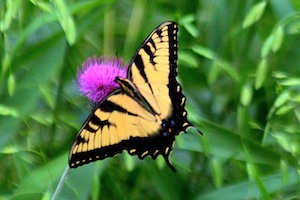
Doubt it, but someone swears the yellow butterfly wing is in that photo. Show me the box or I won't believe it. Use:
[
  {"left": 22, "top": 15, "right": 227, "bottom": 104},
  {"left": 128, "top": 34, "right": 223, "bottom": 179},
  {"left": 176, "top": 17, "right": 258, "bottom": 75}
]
[
  {"left": 69, "top": 90, "right": 162, "bottom": 168},
  {"left": 69, "top": 21, "right": 196, "bottom": 171}
]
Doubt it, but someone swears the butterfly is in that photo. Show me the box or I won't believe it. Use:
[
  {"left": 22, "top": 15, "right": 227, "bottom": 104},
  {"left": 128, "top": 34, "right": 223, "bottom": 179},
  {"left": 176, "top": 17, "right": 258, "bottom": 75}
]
[{"left": 69, "top": 21, "right": 200, "bottom": 172}]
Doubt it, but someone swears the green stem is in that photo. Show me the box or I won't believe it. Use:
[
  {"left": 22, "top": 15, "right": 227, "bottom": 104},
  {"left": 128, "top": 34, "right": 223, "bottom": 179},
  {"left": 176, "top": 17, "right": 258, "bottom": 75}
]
[{"left": 51, "top": 166, "right": 70, "bottom": 200}]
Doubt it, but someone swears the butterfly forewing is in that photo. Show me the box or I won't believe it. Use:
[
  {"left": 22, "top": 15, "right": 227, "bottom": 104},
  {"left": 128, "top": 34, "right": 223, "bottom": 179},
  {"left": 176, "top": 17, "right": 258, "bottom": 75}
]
[{"left": 129, "top": 22, "right": 178, "bottom": 119}]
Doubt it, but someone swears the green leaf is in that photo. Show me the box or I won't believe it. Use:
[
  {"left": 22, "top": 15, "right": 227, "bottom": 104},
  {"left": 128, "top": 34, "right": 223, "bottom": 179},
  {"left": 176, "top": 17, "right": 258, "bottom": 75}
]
[
  {"left": 192, "top": 45, "right": 239, "bottom": 81},
  {"left": 91, "top": 175, "right": 100, "bottom": 200},
  {"left": 244, "top": 144, "right": 270, "bottom": 200},
  {"left": 273, "top": 131, "right": 300, "bottom": 156},
  {"left": 272, "top": 71, "right": 288, "bottom": 79},
  {"left": 178, "top": 51, "right": 199, "bottom": 68},
  {"left": 0, "top": 145, "right": 20, "bottom": 154},
  {"left": 274, "top": 90, "right": 290, "bottom": 107},
  {"left": 200, "top": 170, "right": 299, "bottom": 200},
  {"left": 261, "top": 35, "right": 274, "bottom": 57},
  {"left": 184, "top": 23, "right": 199, "bottom": 38},
  {"left": 243, "top": 1, "right": 267, "bottom": 28},
  {"left": 41, "top": 191, "right": 51, "bottom": 200},
  {"left": 241, "top": 80, "right": 253, "bottom": 106},
  {"left": 216, "top": 60, "right": 240, "bottom": 82},
  {"left": 11, "top": 154, "right": 65, "bottom": 197},
  {"left": 30, "top": 112, "right": 53, "bottom": 125},
  {"left": 272, "top": 26, "right": 284, "bottom": 53},
  {"left": 255, "top": 58, "right": 268, "bottom": 89},
  {"left": 38, "top": 84, "right": 55, "bottom": 109},
  {"left": 278, "top": 78, "right": 300, "bottom": 86},
  {"left": 275, "top": 104, "right": 294, "bottom": 115},
  {"left": 51, "top": 0, "right": 76, "bottom": 45},
  {"left": 211, "top": 157, "right": 223, "bottom": 188},
  {"left": 30, "top": 0, "right": 52, "bottom": 12},
  {"left": 287, "top": 19, "right": 300, "bottom": 35},
  {"left": 178, "top": 120, "right": 280, "bottom": 165},
  {"left": 295, "top": 107, "right": 300, "bottom": 122},
  {"left": 0, "top": 104, "right": 19, "bottom": 117},
  {"left": 280, "top": 159, "right": 288, "bottom": 185},
  {"left": 124, "top": 153, "right": 136, "bottom": 171},
  {"left": 1, "top": 51, "right": 10, "bottom": 78},
  {"left": 208, "top": 62, "right": 220, "bottom": 85},
  {"left": 192, "top": 45, "right": 216, "bottom": 60},
  {"left": 7, "top": 73, "right": 16, "bottom": 96},
  {"left": 180, "top": 15, "right": 199, "bottom": 38},
  {"left": 0, "top": 0, "right": 21, "bottom": 32}
]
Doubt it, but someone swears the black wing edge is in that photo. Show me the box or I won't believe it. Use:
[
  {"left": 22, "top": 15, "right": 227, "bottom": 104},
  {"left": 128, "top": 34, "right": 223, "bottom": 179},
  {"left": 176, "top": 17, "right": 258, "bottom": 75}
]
[
  {"left": 69, "top": 127, "right": 176, "bottom": 171},
  {"left": 166, "top": 22, "right": 202, "bottom": 136}
]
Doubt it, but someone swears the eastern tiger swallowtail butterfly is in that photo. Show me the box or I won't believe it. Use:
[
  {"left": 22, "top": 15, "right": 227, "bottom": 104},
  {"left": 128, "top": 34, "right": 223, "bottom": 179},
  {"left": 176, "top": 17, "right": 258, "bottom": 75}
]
[{"left": 69, "top": 21, "right": 201, "bottom": 172}]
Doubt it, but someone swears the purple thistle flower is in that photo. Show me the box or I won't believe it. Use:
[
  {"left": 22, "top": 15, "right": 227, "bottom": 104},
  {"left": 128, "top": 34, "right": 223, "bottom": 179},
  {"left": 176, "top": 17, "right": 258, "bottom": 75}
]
[{"left": 77, "top": 56, "right": 128, "bottom": 103}]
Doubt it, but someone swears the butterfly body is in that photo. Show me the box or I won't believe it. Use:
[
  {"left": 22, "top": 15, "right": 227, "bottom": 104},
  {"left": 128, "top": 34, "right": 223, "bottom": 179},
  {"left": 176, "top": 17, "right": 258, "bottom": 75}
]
[{"left": 69, "top": 21, "right": 198, "bottom": 171}]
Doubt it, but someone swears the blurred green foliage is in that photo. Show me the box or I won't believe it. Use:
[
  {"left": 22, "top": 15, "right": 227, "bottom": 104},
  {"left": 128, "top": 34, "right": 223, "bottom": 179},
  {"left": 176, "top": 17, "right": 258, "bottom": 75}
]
[{"left": 0, "top": 0, "right": 299, "bottom": 199}]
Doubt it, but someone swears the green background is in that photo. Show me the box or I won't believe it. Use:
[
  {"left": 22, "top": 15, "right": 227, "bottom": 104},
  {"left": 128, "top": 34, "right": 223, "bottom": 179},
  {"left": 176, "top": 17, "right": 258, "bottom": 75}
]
[{"left": 0, "top": 0, "right": 299, "bottom": 199}]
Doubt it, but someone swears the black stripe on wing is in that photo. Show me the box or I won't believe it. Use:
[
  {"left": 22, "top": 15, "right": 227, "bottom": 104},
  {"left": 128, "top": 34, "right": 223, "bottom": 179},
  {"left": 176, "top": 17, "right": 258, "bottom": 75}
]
[
  {"left": 85, "top": 115, "right": 111, "bottom": 132},
  {"left": 134, "top": 54, "right": 150, "bottom": 84},
  {"left": 83, "top": 94, "right": 138, "bottom": 133},
  {"left": 101, "top": 100, "right": 138, "bottom": 117}
]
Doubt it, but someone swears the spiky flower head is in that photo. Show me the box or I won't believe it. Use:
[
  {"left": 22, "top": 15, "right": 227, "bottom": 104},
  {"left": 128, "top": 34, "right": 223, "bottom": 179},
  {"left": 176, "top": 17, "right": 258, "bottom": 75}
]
[{"left": 77, "top": 56, "right": 128, "bottom": 103}]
